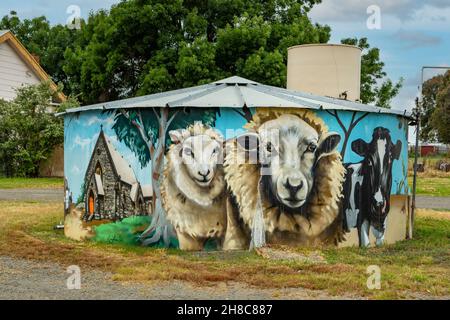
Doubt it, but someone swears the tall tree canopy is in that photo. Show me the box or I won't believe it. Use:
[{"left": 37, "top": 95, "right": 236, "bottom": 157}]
[
  {"left": 420, "top": 71, "right": 450, "bottom": 143},
  {"left": 425, "top": 71, "right": 450, "bottom": 144},
  {"left": 341, "top": 38, "right": 402, "bottom": 108},
  {"left": 1, "top": 1, "right": 400, "bottom": 107}
]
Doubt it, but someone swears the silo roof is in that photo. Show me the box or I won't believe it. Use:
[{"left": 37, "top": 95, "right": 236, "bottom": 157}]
[{"left": 57, "top": 76, "right": 411, "bottom": 117}]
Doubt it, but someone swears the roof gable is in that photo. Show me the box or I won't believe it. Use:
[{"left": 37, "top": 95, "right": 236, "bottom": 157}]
[
  {"left": 84, "top": 130, "right": 139, "bottom": 189},
  {"left": 102, "top": 133, "right": 138, "bottom": 186},
  {"left": 0, "top": 30, "right": 66, "bottom": 102}
]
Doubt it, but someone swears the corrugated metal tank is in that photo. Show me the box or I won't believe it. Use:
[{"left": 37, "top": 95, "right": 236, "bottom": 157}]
[{"left": 287, "top": 44, "right": 362, "bottom": 101}]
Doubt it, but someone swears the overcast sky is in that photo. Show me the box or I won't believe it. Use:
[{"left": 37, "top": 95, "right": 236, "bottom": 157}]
[
  {"left": 1, "top": 0, "right": 449, "bottom": 114},
  {"left": 309, "top": 0, "right": 450, "bottom": 112}
]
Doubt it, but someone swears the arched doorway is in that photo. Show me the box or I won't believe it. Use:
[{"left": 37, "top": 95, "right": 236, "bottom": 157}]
[{"left": 88, "top": 191, "right": 95, "bottom": 216}]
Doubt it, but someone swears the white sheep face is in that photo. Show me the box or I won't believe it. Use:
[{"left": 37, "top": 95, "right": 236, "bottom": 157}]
[
  {"left": 178, "top": 134, "right": 222, "bottom": 188},
  {"left": 237, "top": 114, "right": 340, "bottom": 209}
]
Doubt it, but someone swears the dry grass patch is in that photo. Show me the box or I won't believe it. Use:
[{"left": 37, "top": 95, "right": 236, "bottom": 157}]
[
  {"left": 0, "top": 200, "right": 448, "bottom": 299},
  {"left": 417, "top": 208, "right": 450, "bottom": 220}
]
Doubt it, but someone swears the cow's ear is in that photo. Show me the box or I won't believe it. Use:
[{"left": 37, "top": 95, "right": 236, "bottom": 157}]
[
  {"left": 236, "top": 132, "right": 260, "bottom": 152},
  {"left": 351, "top": 138, "right": 368, "bottom": 157},
  {"left": 316, "top": 132, "right": 341, "bottom": 160},
  {"left": 169, "top": 129, "right": 189, "bottom": 144},
  {"left": 392, "top": 140, "right": 402, "bottom": 160}
]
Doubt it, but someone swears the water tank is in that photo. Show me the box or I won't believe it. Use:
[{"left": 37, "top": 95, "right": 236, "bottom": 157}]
[{"left": 287, "top": 44, "right": 362, "bottom": 101}]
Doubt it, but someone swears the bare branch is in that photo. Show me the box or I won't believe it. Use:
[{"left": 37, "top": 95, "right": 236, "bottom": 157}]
[
  {"left": 349, "top": 112, "right": 369, "bottom": 131},
  {"left": 331, "top": 110, "right": 348, "bottom": 134},
  {"left": 152, "top": 107, "right": 161, "bottom": 122},
  {"left": 119, "top": 108, "right": 153, "bottom": 152},
  {"left": 166, "top": 110, "right": 180, "bottom": 131}
]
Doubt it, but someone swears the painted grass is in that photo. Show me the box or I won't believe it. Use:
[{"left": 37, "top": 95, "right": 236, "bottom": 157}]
[
  {"left": 0, "top": 177, "right": 63, "bottom": 189},
  {"left": 408, "top": 177, "right": 450, "bottom": 197},
  {"left": 0, "top": 201, "right": 448, "bottom": 299}
]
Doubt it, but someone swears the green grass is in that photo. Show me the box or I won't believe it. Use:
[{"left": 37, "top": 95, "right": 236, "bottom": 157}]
[
  {"left": 0, "top": 177, "right": 63, "bottom": 189},
  {"left": 408, "top": 177, "right": 450, "bottom": 196}
]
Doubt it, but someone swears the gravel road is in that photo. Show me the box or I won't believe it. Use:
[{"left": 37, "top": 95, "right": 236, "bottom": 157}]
[
  {"left": 0, "top": 256, "right": 362, "bottom": 300},
  {"left": 1, "top": 188, "right": 450, "bottom": 210},
  {"left": 0, "top": 188, "right": 63, "bottom": 202},
  {"left": 412, "top": 195, "right": 450, "bottom": 210}
]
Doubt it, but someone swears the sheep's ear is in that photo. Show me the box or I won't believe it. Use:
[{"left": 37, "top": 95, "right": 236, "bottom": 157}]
[
  {"left": 316, "top": 132, "right": 341, "bottom": 161},
  {"left": 169, "top": 129, "right": 188, "bottom": 144},
  {"left": 392, "top": 140, "right": 402, "bottom": 160},
  {"left": 236, "top": 132, "right": 260, "bottom": 152},
  {"left": 205, "top": 128, "right": 224, "bottom": 144},
  {"left": 351, "top": 138, "right": 368, "bottom": 157}
]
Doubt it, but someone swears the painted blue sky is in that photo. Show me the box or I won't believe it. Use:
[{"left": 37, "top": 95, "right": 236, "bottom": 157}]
[
  {"left": 308, "top": 0, "right": 450, "bottom": 114},
  {"left": 64, "top": 111, "right": 152, "bottom": 201}
]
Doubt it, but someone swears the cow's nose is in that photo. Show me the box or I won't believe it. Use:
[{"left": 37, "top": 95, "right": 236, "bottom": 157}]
[{"left": 284, "top": 178, "right": 303, "bottom": 194}]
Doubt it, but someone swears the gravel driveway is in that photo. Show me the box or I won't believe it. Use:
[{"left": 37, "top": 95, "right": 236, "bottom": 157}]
[
  {"left": 413, "top": 196, "right": 450, "bottom": 210},
  {"left": 0, "top": 188, "right": 63, "bottom": 202},
  {"left": 0, "top": 256, "right": 362, "bottom": 300},
  {"left": 1, "top": 188, "right": 450, "bottom": 210}
]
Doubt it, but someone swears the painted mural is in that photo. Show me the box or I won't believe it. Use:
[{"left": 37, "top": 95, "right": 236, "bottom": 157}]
[{"left": 63, "top": 106, "right": 408, "bottom": 250}]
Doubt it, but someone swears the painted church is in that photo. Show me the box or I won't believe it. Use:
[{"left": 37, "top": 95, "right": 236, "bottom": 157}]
[{"left": 83, "top": 128, "right": 152, "bottom": 221}]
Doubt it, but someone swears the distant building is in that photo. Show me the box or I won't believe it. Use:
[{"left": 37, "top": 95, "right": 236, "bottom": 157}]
[
  {"left": 409, "top": 143, "right": 450, "bottom": 157},
  {"left": 83, "top": 128, "right": 152, "bottom": 221},
  {"left": 0, "top": 30, "right": 66, "bottom": 177},
  {"left": 0, "top": 30, "right": 65, "bottom": 102}
]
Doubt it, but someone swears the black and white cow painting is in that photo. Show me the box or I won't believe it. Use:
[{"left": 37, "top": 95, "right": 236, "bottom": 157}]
[{"left": 343, "top": 127, "right": 402, "bottom": 247}]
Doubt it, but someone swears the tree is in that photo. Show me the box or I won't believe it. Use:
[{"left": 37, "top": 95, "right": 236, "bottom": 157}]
[
  {"left": 341, "top": 38, "right": 403, "bottom": 108},
  {"left": 108, "top": 107, "right": 218, "bottom": 245},
  {"left": 420, "top": 71, "right": 449, "bottom": 142},
  {"left": 0, "top": 11, "right": 79, "bottom": 92},
  {"left": 325, "top": 110, "right": 369, "bottom": 160},
  {"left": 430, "top": 71, "right": 450, "bottom": 144},
  {"left": 63, "top": 0, "right": 331, "bottom": 103},
  {"left": 0, "top": 83, "right": 78, "bottom": 177},
  {"left": 4, "top": 2, "right": 401, "bottom": 107}
]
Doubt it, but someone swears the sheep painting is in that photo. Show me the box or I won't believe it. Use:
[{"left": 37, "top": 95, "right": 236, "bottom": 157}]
[
  {"left": 162, "top": 123, "right": 227, "bottom": 251},
  {"left": 223, "top": 109, "right": 346, "bottom": 248}
]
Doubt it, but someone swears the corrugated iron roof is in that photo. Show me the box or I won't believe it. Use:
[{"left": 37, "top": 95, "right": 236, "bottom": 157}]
[{"left": 57, "top": 76, "right": 411, "bottom": 117}]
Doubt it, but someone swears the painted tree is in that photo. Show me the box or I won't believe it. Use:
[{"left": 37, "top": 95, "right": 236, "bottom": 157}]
[
  {"left": 108, "top": 107, "right": 218, "bottom": 246},
  {"left": 325, "top": 110, "right": 369, "bottom": 160}
]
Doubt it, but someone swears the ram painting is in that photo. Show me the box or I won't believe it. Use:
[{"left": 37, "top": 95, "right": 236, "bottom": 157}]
[{"left": 223, "top": 109, "right": 346, "bottom": 248}]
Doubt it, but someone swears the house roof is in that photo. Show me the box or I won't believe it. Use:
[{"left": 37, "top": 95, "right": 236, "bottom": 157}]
[
  {"left": 141, "top": 185, "right": 153, "bottom": 199},
  {"left": 130, "top": 183, "right": 139, "bottom": 202},
  {"left": 0, "top": 30, "right": 66, "bottom": 102},
  {"left": 103, "top": 133, "right": 138, "bottom": 186},
  {"left": 58, "top": 75, "right": 411, "bottom": 117},
  {"left": 94, "top": 173, "right": 105, "bottom": 196}
]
